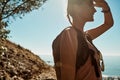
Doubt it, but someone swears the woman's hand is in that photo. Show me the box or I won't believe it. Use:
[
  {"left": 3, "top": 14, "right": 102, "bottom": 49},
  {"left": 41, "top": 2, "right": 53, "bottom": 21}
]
[
  {"left": 87, "top": 0, "right": 114, "bottom": 40},
  {"left": 94, "top": 0, "right": 110, "bottom": 11}
]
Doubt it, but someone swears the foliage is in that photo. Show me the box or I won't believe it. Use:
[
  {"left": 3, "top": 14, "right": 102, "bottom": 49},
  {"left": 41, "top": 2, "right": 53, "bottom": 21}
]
[
  {"left": 0, "top": 0, "right": 47, "bottom": 39},
  {"left": 0, "top": 0, "right": 47, "bottom": 53}
]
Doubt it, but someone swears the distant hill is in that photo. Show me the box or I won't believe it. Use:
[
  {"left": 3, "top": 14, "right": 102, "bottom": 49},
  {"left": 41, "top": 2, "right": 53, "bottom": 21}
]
[{"left": 0, "top": 39, "right": 56, "bottom": 80}]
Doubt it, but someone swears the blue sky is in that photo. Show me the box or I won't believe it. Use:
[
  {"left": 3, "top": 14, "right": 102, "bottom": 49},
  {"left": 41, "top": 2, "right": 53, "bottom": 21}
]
[{"left": 8, "top": 0, "right": 120, "bottom": 56}]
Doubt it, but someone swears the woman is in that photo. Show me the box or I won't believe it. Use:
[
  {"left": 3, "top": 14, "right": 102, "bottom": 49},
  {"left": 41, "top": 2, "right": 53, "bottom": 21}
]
[{"left": 52, "top": 0, "right": 114, "bottom": 80}]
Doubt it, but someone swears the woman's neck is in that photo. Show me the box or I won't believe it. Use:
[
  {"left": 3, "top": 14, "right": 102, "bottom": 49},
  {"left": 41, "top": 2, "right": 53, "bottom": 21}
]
[{"left": 72, "top": 19, "right": 86, "bottom": 32}]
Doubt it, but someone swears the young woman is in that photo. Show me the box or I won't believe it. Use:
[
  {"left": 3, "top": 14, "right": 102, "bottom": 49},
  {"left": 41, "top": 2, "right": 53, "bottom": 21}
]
[{"left": 52, "top": 0, "right": 114, "bottom": 80}]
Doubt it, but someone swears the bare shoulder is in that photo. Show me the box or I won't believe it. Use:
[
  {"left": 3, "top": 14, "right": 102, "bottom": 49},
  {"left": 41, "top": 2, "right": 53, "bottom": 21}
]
[
  {"left": 64, "top": 26, "right": 77, "bottom": 34},
  {"left": 60, "top": 26, "right": 77, "bottom": 39}
]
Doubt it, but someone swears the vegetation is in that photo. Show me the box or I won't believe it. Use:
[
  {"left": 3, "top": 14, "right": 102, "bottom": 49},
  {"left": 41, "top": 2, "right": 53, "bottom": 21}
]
[{"left": 0, "top": 0, "right": 47, "bottom": 53}]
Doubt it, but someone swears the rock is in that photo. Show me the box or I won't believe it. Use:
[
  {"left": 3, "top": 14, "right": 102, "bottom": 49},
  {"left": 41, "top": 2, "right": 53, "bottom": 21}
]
[{"left": 0, "top": 39, "right": 56, "bottom": 80}]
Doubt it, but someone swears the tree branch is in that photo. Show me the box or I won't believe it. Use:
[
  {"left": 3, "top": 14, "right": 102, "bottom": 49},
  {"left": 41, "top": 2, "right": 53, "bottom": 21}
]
[
  {"left": 1, "top": 0, "right": 10, "bottom": 14},
  {"left": 2, "top": 0, "right": 29, "bottom": 20}
]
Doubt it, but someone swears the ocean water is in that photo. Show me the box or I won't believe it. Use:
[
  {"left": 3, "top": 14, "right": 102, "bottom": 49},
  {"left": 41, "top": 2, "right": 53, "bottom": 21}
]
[
  {"left": 102, "top": 56, "right": 120, "bottom": 76},
  {"left": 39, "top": 55, "right": 120, "bottom": 76}
]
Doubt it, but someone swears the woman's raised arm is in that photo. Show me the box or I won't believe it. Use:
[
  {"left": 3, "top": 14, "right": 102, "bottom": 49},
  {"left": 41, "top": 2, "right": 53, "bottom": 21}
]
[{"left": 87, "top": 0, "right": 114, "bottom": 40}]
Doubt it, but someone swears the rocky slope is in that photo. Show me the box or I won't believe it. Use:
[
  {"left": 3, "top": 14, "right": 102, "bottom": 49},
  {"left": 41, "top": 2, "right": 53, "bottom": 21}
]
[{"left": 0, "top": 39, "right": 56, "bottom": 80}]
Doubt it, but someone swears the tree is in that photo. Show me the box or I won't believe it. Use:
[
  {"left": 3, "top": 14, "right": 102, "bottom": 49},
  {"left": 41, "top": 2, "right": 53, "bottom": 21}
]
[
  {"left": 0, "top": 0, "right": 47, "bottom": 53},
  {"left": 0, "top": 0, "right": 47, "bottom": 39}
]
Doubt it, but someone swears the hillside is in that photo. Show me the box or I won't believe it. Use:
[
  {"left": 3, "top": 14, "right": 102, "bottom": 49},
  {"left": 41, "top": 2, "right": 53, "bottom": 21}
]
[{"left": 0, "top": 39, "right": 56, "bottom": 80}]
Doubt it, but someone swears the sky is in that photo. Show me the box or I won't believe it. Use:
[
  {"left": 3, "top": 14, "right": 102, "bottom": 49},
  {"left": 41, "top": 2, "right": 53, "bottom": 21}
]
[{"left": 8, "top": 0, "right": 120, "bottom": 56}]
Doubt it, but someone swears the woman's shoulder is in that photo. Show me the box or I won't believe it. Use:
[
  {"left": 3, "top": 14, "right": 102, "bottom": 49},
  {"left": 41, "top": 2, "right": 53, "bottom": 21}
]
[
  {"left": 53, "top": 26, "right": 77, "bottom": 42},
  {"left": 63, "top": 26, "right": 77, "bottom": 34},
  {"left": 56, "top": 26, "right": 77, "bottom": 39}
]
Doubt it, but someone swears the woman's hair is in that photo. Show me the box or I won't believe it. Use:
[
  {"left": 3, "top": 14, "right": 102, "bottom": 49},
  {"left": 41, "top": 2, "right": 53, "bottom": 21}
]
[
  {"left": 67, "top": 0, "right": 84, "bottom": 25},
  {"left": 67, "top": 0, "right": 93, "bottom": 25}
]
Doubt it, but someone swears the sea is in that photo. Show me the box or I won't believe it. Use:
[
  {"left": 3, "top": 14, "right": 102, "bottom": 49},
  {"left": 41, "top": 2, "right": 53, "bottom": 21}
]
[{"left": 39, "top": 55, "right": 120, "bottom": 76}]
